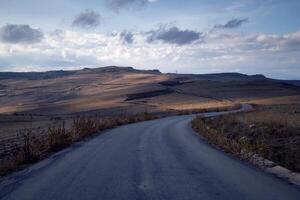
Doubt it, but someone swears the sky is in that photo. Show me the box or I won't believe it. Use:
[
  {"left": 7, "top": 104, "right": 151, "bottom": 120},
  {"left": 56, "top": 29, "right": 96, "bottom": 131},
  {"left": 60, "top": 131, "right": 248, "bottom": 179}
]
[{"left": 0, "top": 0, "right": 300, "bottom": 79}]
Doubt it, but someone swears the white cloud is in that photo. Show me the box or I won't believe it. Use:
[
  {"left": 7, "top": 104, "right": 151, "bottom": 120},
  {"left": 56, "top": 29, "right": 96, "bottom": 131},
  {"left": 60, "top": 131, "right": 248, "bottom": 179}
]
[
  {"left": 0, "top": 29, "right": 299, "bottom": 79},
  {"left": 253, "top": 31, "right": 300, "bottom": 51}
]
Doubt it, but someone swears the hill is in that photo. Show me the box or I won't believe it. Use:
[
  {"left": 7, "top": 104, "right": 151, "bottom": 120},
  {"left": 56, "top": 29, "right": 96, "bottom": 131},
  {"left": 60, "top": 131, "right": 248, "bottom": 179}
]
[
  {"left": 0, "top": 66, "right": 300, "bottom": 163},
  {"left": 0, "top": 66, "right": 299, "bottom": 115}
]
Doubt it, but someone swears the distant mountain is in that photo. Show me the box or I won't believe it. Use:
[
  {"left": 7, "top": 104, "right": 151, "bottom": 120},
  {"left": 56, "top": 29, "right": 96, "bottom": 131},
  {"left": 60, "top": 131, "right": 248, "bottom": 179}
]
[
  {"left": 195, "top": 73, "right": 267, "bottom": 81},
  {"left": 283, "top": 80, "right": 300, "bottom": 87},
  {"left": 78, "top": 66, "right": 161, "bottom": 74},
  {"left": 0, "top": 70, "right": 76, "bottom": 80},
  {"left": 0, "top": 66, "right": 161, "bottom": 80},
  {"left": 1, "top": 66, "right": 298, "bottom": 87},
  {"left": 170, "top": 72, "right": 268, "bottom": 82}
]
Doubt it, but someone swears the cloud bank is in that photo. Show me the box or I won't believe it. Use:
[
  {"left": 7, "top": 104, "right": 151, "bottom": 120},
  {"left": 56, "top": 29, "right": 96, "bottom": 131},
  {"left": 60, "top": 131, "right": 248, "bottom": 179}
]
[
  {"left": 72, "top": 10, "right": 101, "bottom": 28},
  {"left": 120, "top": 31, "right": 134, "bottom": 44},
  {"left": 147, "top": 26, "right": 202, "bottom": 45},
  {"left": 214, "top": 18, "right": 248, "bottom": 29},
  {"left": 105, "top": 0, "right": 149, "bottom": 11},
  {"left": 0, "top": 24, "right": 43, "bottom": 44},
  {"left": 1, "top": 27, "right": 299, "bottom": 78}
]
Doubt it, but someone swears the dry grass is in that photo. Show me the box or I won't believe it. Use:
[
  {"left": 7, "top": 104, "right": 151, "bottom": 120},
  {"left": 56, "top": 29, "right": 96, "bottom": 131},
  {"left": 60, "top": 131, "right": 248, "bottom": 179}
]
[
  {"left": 177, "top": 104, "right": 241, "bottom": 115},
  {"left": 234, "top": 104, "right": 300, "bottom": 128},
  {"left": 144, "top": 93, "right": 235, "bottom": 111},
  {"left": 0, "top": 70, "right": 168, "bottom": 115},
  {"left": 48, "top": 122, "right": 73, "bottom": 151},
  {"left": 192, "top": 103, "right": 300, "bottom": 172}
]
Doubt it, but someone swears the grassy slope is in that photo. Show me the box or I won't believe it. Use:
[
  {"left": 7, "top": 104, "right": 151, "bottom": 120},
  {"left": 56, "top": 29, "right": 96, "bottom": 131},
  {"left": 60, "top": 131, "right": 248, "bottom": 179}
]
[{"left": 192, "top": 99, "right": 300, "bottom": 172}]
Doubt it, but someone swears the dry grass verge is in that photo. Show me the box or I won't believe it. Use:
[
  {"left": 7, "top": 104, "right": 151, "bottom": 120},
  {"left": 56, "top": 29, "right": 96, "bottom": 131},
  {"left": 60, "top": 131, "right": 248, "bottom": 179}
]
[
  {"left": 192, "top": 103, "right": 300, "bottom": 172},
  {"left": 177, "top": 104, "right": 241, "bottom": 115}
]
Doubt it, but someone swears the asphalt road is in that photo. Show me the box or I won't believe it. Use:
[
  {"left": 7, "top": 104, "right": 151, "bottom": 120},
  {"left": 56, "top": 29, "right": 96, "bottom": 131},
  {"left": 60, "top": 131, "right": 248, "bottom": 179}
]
[{"left": 1, "top": 105, "right": 300, "bottom": 200}]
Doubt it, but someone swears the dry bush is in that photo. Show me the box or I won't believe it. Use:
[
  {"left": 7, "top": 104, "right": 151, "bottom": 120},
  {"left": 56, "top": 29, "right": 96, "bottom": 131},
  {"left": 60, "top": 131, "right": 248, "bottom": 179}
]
[
  {"left": 0, "top": 127, "right": 46, "bottom": 175},
  {"left": 18, "top": 126, "right": 49, "bottom": 164},
  {"left": 141, "top": 112, "right": 156, "bottom": 120},
  {"left": 48, "top": 122, "right": 73, "bottom": 151},
  {"left": 0, "top": 152, "right": 25, "bottom": 176},
  {"left": 71, "top": 118, "right": 99, "bottom": 140}
]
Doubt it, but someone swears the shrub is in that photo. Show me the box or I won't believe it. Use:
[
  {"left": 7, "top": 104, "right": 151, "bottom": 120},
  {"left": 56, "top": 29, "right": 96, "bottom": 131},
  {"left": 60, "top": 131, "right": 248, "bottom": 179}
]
[{"left": 48, "top": 122, "right": 73, "bottom": 151}]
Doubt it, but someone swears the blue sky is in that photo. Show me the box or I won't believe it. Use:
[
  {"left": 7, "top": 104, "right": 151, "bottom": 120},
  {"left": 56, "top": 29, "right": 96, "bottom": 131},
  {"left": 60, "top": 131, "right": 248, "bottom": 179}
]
[{"left": 0, "top": 0, "right": 300, "bottom": 79}]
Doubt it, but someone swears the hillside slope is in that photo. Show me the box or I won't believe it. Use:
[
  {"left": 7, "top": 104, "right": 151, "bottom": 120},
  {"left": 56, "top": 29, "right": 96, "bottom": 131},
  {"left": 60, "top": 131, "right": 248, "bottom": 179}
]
[{"left": 0, "top": 66, "right": 299, "bottom": 115}]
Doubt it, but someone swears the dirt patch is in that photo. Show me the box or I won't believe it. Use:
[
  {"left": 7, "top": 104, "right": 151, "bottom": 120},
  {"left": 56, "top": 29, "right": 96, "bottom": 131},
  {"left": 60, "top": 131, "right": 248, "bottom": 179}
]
[
  {"left": 125, "top": 89, "right": 174, "bottom": 101},
  {"left": 159, "top": 80, "right": 183, "bottom": 86}
]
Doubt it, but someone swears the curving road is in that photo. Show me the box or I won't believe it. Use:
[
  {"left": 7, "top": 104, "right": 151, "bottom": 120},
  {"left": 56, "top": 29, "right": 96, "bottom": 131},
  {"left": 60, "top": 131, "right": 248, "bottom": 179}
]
[{"left": 1, "top": 105, "right": 300, "bottom": 200}]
